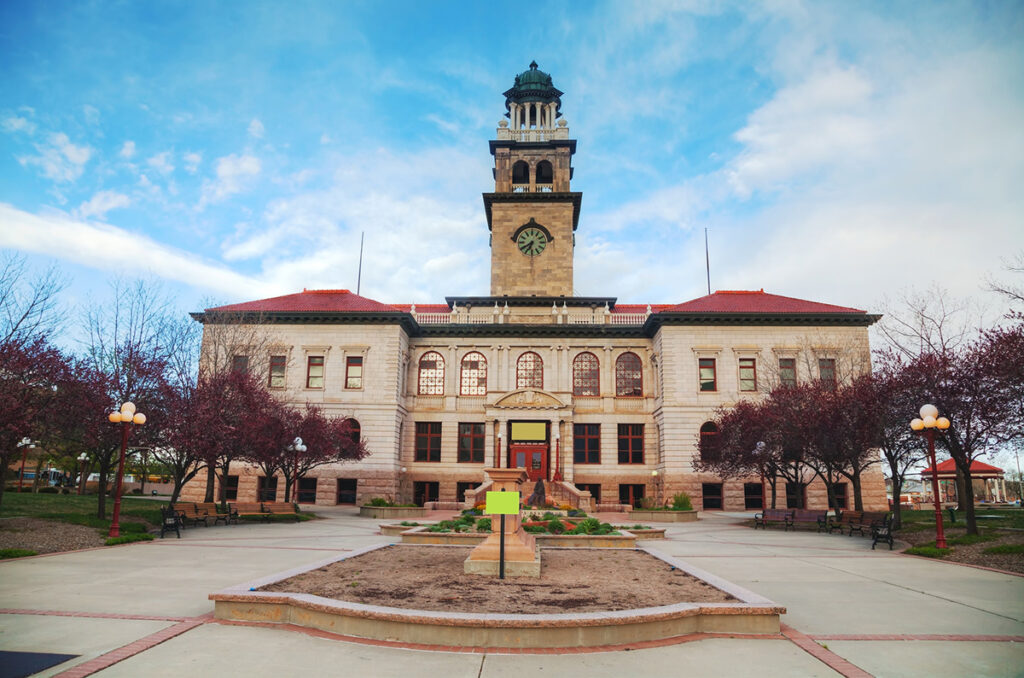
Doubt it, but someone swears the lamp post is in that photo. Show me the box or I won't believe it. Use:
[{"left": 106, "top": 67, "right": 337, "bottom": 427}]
[
  {"left": 651, "top": 469, "right": 661, "bottom": 507},
  {"left": 16, "top": 437, "right": 36, "bottom": 491},
  {"left": 77, "top": 453, "right": 89, "bottom": 495},
  {"left": 910, "top": 404, "right": 950, "bottom": 549},
  {"left": 552, "top": 425, "right": 562, "bottom": 481},
  {"left": 496, "top": 430, "right": 504, "bottom": 469},
  {"left": 287, "top": 437, "right": 306, "bottom": 503},
  {"left": 108, "top": 402, "right": 146, "bottom": 538}
]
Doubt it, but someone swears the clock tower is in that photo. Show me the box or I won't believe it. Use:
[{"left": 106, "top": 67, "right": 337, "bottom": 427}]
[{"left": 484, "top": 62, "right": 581, "bottom": 297}]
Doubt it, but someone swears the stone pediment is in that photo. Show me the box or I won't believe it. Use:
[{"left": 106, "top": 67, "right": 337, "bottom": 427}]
[{"left": 491, "top": 389, "right": 567, "bottom": 410}]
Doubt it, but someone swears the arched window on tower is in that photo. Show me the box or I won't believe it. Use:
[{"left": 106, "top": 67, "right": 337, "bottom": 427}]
[
  {"left": 615, "top": 352, "right": 643, "bottom": 397},
  {"left": 512, "top": 161, "right": 529, "bottom": 190},
  {"left": 699, "top": 422, "right": 719, "bottom": 462},
  {"left": 516, "top": 352, "right": 543, "bottom": 389},
  {"left": 536, "top": 160, "right": 553, "bottom": 188},
  {"left": 417, "top": 352, "right": 445, "bottom": 395},
  {"left": 572, "top": 352, "right": 599, "bottom": 396},
  {"left": 460, "top": 352, "right": 487, "bottom": 396}
]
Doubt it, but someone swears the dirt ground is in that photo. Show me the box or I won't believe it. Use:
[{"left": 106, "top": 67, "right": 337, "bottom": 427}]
[
  {"left": 898, "top": 527, "right": 1024, "bottom": 574},
  {"left": 0, "top": 517, "right": 106, "bottom": 554},
  {"left": 260, "top": 545, "right": 735, "bottom": 613}
]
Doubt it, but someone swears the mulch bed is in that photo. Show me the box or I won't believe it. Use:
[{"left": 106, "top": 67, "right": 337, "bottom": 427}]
[
  {"left": 898, "top": 526, "right": 1024, "bottom": 574},
  {"left": 260, "top": 545, "right": 735, "bottom": 613},
  {"left": 0, "top": 517, "right": 106, "bottom": 554}
]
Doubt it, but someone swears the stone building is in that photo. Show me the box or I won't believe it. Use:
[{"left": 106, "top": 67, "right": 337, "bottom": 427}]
[{"left": 182, "top": 62, "right": 888, "bottom": 513}]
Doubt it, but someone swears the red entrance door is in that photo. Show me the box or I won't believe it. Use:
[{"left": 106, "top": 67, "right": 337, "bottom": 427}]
[{"left": 510, "top": 443, "right": 548, "bottom": 482}]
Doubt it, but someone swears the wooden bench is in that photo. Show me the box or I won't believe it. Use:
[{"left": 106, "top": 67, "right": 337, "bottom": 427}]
[
  {"left": 196, "top": 502, "right": 232, "bottom": 526},
  {"left": 262, "top": 502, "right": 300, "bottom": 521},
  {"left": 849, "top": 511, "right": 889, "bottom": 538},
  {"left": 754, "top": 508, "right": 795, "bottom": 530},
  {"left": 790, "top": 508, "right": 829, "bottom": 532},
  {"left": 870, "top": 513, "right": 895, "bottom": 550},
  {"left": 169, "top": 502, "right": 208, "bottom": 527},
  {"left": 230, "top": 502, "right": 267, "bottom": 522},
  {"left": 826, "top": 510, "right": 862, "bottom": 535}
]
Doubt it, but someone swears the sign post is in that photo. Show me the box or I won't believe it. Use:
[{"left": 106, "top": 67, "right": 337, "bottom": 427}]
[{"left": 485, "top": 490, "right": 520, "bottom": 580}]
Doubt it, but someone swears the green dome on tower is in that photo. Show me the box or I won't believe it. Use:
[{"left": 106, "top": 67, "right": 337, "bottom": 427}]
[{"left": 503, "top": 61, "right": 563, "bottom": 118}]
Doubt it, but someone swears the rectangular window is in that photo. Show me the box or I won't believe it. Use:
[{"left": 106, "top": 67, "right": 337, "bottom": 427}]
[
  {"left": 415, "top": 422, "right": 442, "bottom": 462},
  {"left": 457, "top": 423, "right": 485, "bottom": 463},
  {"left": 819, "top": 358, "right": 836, "bottom": 390},
  {"left": 618, "top": 484, "right": 645, "bottom": 508},
  {"left": 778, "top": 358, "right": 796, "bottom": 388},
  {"left": 785, "top": 482, "right": 805, "bottom": 509},
  {"left": 413, "top": 481, "right": 439, "bottom": 506},
  {"left": 224, "top": 475, "right": 239, "bottom": 501},
  {"left": 456, "top": 481, "right": 480, "bottom": 502},
  {"left": 699, "top": 358, "right": 717, "bottom": 391},
  {"left": 575, "top": 483, "right": 601, "bottom": 503},
  {"left": 345, "top": 356, "right": 363, "bottom": 389},
  {"left": 743, "top": 482, "right": 763, "bottom": 510},
  {"left": 573, "top": 423, "right": 600, "bottom": 464},
  {"left": 739, "top": 358, "right": 757, "bottom": 392},
  {"left": 232, "top": 354, "right": 249, "bottom": 374},
  {"left": 297, "top": 478, "right": 317, "bottom": 504},
  {"left": 306, "top": 356, "right": 324, "bottom": 389},
  {"left": 336, "top": 478, "right": 357, "bottom": 504},
  {"left": 617, "top": 424, "right": 644, "bottom": 464},
  {"left": 702, "top": 483, "right": 724, "bottom": 510},
  {"left": 257, "top": 476, "right": 278, "bottom": 502},
  {"left": 268, "top": 355, "right": 286, "bottom": 388},
  {"left": 829, "top": 482, "right": 848, "bottom": 510}
]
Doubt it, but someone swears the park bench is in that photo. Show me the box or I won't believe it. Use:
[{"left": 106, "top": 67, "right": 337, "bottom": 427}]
[
  {"left": 229, "top": 502, "right": 267, "bottom": 522},
  {"left": 790, "top": 508, "right": 829, "bottom": 532},
  {"left": 169, "top": 502, "right": 209, "bottom": 527},
  {"left": 196, "top": 502, "right": 232, "bottom": 526},
  {"left": 754, "top": 508, "right": 795, "bottom": 530},
  {"left": 262, "top": 502, "right": 300, "bottom": 521},
  {"left": 870, "top": 513, "right": 896, "bottom": 550},
  {"left": 160, "top": 506, "right": 182, "bottom": 539},
  {"left": 826, "top": 510, "right": 862, "bottom": 535},
  {"left": 849, "top": 511, "right": 889, "bottom": 538}
]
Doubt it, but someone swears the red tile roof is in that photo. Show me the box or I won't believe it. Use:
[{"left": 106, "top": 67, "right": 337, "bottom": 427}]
[
  {"left": 659, "top": 290, "right": 866, "bottom": 315},
  {"left": 921, "top": 458, "right": 1004, "bottom": 477},
  {"left": 207, "top": 289, "right": 400, "bottom": 314}
]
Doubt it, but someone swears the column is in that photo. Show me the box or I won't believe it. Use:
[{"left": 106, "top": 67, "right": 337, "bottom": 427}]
[
  {"left": 602, "top": 346, "right": 613, "bottom": 399},
  {"left": 447, "top": 345, "right": 458, "bottom": 396}
]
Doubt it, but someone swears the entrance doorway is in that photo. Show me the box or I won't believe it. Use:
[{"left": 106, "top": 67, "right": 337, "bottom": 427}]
[{"left": 507, "top": 421, "right": 549, "bottom": 481}]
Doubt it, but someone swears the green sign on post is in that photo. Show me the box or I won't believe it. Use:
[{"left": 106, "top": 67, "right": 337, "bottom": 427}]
[{"left": 486, "top": 491, "right": 520, "bottom": 515}]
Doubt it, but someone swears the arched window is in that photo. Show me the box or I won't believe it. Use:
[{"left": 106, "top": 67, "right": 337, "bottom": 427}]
[
  {"left": 536, "top": 160, "right": 553, "bottom": 184},
  {"left": 572, "top": 352, "right": 599, "bottom": 396},
  {"left": 345, "top": 418, "right": 361, "bottom": 444},
  {"left": 512, "top": 160, "right": 529, "bottom": 185},
  {"left": 699, "top": 421, "right": 719, "bottom": 461},
  {"left": 615, "top": 352, "right": 643, "bottom": 396},
  {"left": 516, "top": 352, "right": 543, "bottom": 389},
  {"left": 460, "top": 352, "right": 487, "bottom": 396},
  {"left": 417, "top": 351, "right": 445, "bottom": 395}
]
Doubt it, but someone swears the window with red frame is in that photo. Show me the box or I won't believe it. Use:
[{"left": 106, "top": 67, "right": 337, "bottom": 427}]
[
  {"left": 778, "top": 358, "right": 797, "bottom": 388},
  {"left": 572, "top": 352, "right": 599, "bottom": 396},
  {"left": 516, "top": 352, "right": 543, "bottom": 389},
  {"left": 232, "top": 354, "right": 249, "bottom": 374},
  {"left": 414, "top": 422, "right": 442, "bottom": 462},
  {"left": 699, "top": 421, "right": 719, "bottom": 461},
  {"left": 345, "top": 356, "right": 363, "bottom": 389},
  {"left": 739, "top": 358, "right": 757, "bottom": 392},
  {"left": 573, "top": 423, "right": 600, "bottom": 464},
  {"left": 460, "top": 352, "right": 487, "bottom": 395},
  {"left": 819, "top": 358, "right": 836, "bottom": 390},
  {"left": 418, "top": 352, "right": 445, "bottom": 395},
  {"left": 615, "top": 352, "right": 643, "bottom": 396},
  {"left": 617, "top": 424, "right": 644, "bottom": 464},
  {"left": 457, "top": 423, "right": 485, "bottom": 463},
  {"left": 344, "top": 418, "right": 360, "bottom": 444},
  {"left": 268, "top": 355, "right": 286, "bottom": 388},
  {"left": 699, "top": 358, "right": 716, "bottom": 391},
  {"left": 306, "top": 356, "right": 324, "bottom": 389}
]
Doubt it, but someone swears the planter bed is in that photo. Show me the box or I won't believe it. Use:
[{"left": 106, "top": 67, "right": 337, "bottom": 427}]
[
  {"left": 617, "top": 528, "right": 666, "bottom": 539},
  {"left": 379, "top": 522, "right": 433, "bottom": 536},
  {"left": 398, "top": 526, "right": 637, "bottom": 548},
  {"left": 628, "top": 510, "right": 699, "bottom": 523},
  {"left": 359, "top": 506, "right": 427, "bottom": 519}
]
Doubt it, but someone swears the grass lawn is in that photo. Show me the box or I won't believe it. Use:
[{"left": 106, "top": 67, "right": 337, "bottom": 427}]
[
  {"left": 897, "top": 507, "right": 1024, "bottom": 531},
  {"left": 896, "top": 508, "right": 1024, "bottom": 573},
  {"left": 0, "top": 492, "right": 162, "bottom": 533}
]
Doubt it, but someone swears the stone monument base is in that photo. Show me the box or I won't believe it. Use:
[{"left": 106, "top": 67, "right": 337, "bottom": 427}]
[{"left": 464, "top": 549, "right": 541, "bottom": 578}]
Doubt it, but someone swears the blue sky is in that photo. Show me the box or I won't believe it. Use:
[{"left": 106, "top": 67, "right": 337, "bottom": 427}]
[{"left": 1, "top": 1, "right": 1022, "bottom": 325}]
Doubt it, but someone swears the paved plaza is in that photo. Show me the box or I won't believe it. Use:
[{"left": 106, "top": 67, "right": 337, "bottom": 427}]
[{"left": 0, "top": 509, "right": 1021, "bottom": 677}]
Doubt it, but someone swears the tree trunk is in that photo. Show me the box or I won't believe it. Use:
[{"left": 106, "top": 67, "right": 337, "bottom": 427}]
[
  {"left": 851, "top": 469, "right": 864, "bottom": 512},
  {"left": 955, "top": 466, "right": 968, "bottom": 511},
  {"left": 0, "top": 467, "right": 7, "bottom": 508},
  {"left": 96, "top": 469, "right": 109, "bottom": 519},
  {"left": 217, "top": 460, "right": 232, "bottom": 508},
  {"left": 31, "top": 456, "right": 44, "bottom": 492},
  {"left": 203, "top": 465, "right": 216, "bottom": 503},
  {"left": 960, "top": 466, "right": 978, "bottom": 536},
  {"left": 888, "top": 457, "right": 904, "bottom": 530},
  {"left": 283, "top": 475, "right": 293, "bottom": 503},
  {"left": 769, "top": 477, "right": 778, "bottom": 508}
]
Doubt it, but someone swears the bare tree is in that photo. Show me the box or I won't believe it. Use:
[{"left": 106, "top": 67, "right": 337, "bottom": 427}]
[
  {"left": 0, "top": 253, "right": 66, "bottom": 347},
  {"left": 876, "top": 286, "right": 985, "bottom": 359},
  {"left": 987, "top": 251, "right": 1024, "bottom": 308}
]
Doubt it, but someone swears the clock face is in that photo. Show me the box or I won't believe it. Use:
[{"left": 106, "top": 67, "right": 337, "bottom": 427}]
[{"left": 516, "top": 227, "right": 548, "bottom": 256}]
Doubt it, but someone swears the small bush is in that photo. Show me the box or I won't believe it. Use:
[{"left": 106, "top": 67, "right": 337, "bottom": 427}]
[
  {"left": 529, "top": 513, "right": 542, "bottom": 521},
  {"left": 0, "top": 548, "right": 37, "bottom": 559},
  {"left": 983, "top": 544, "right": 1024, "bottom": 555},
  {"left": 461, "top": 507, "right": 483, "bottom": 516},
  {"left": 559, "top": 503, "right": 572, "bottom": 511},
  {"left": 105, "top": 533, "right": 155, "bottom": 546},
  {"left": 672, "top": 492, "right": 693, "bottom": 511},
  {"left": 367, "top": 497, "right": 390, "bottom": 507},
  {"left": 476, "top": 518, "right": 492, "bottom": 532},
  {"left": 567, "top": 509, "right": 587, "bottom": 518},
  {"left": 524, "top": 524, "right": 546, "bottom": 534},
  {"left": 546, "top": 518, "right": 566, "bottom": 534},
  {"left": 904, "top": 545, "right": 951, "bottom": 558},
  {"left": 398, "top": 521, "right": 419, "bottom": 526},
  {"left": 542, "top": 512, "right": 557, "bottom": 521},
  {"left": 631, "top": 524, "right": 651, "bottom": 530}
]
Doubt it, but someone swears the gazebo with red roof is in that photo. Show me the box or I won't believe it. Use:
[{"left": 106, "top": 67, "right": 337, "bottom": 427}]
[{"left": 920, "top": 459, "right": 1009, "bottom": 504}]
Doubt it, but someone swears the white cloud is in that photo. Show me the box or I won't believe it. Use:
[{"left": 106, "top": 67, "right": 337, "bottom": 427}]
[
  {"left": 183, "top": 152, "right": 202, "bottom": 173},
  {"left": 83, "top": 105, "right": 100, "bottom": 126},
  {"left": 248, "top": 118, "right": 265, "bottom": 138},
  {"left": 147, "top": 151, "right": 175, "bottom": 175},
  {"left": 2, "top": 115, "right": 36, "bottom": 135},
  {"left": 73, "top": 190, "right": 131, "bottom": 220},
  {"left": 319, "top": 134, "right": 332, "bottom": 145},
  {"left": 0, "top": 203, "right": 272, "bottom": 299},
  {"left": 119, "top": 141, "right": 136, "bottom": 159},
  {"left": 18, "top": 133, "right": 92, "bottom": 182},
  {"left": 199, "top": 154, "right": 261, "bottom": 207}
]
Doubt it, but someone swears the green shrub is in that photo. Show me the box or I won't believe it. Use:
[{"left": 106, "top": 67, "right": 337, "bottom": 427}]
[
  {"left": 476, "top": 518, "right": 491, "bottom": 532},
  {"left": 567, "top": 509, "right": 587, "bottom": 517},
  {"left": 904, "top": 545, "right": 951, "bottom": 558},
  {"left": 367, "top": 497, "right": 390, "bottom": 507},
  {"left": 461, "top": 507, "right": 483, "bottom": 516},
  {"left": 524, "top": 524, "right": 546, "bottom": 534},
  {"left": 572, "top": 518, "right": 602, "bottom": 534},
  {"left": 546, "top": 518, "right": 566, "bottom": 534},
  {"left": 529, "top": 513, "right": 542, "bottom": 521},
  {"left": 983, "top": 544, "right": 1024, "bottom": 555},
  {"left": 398, "top": 521, "right": 419, "bottom": 526},
  {"left": 671, "top": 492, "right": 693, "bottom": 511},
  {"left": 542, "top": 512, "right": 557, "bottom": 521},
  {"left": 631, "top": 524, "right": 651, "bottom": 530},
  {"left": 105, "top": 533, "right": 155, "bottom": 546},
  {"left": 0, "top": 548, "right": 37, "bottom": 559}
]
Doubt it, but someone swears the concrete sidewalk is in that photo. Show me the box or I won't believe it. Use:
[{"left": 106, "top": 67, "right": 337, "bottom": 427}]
[{"left": 1, "top": 507, "right": 1021, "bottom": 677}]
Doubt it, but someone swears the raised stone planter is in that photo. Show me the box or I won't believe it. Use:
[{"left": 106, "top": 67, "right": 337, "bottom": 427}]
[
  {"left": 379, "top": 522, "right": 432, "bottom": 536},
  {"left": 211, "top": 543, "right": 786, "bottom": 649},
  {"left": 359, "top": 506, "right": 427, "bottom": 519},
  {"left": 617, "top": 528, "right": 666, "bottom": 539},
  {"left": 628, "top": 510, "right": 699, "bottom": 523},
  {"left": 398, "top": 526, "right": 637, "bottom": 548}
]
